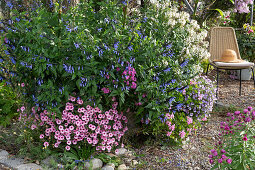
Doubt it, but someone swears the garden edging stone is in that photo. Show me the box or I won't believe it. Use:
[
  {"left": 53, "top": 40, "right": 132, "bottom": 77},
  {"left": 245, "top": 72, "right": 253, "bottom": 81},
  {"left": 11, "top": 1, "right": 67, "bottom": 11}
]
[
  {"left": 16, "top": 163, "right": 43, "bottom": 170},
  {"left": 101, "top": 165, "right": 115, "bottom": 170},
  {"left": 0, "top": 150, "right": 9, "bottom": 160},
  {"left": 84, "top": 158, "right": 103, "bottom": 170}
]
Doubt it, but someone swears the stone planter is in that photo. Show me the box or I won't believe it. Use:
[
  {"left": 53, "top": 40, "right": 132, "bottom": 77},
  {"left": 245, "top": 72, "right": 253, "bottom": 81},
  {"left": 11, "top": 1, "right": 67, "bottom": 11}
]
[{"left": 236, "top": 68, "right": 252, "bottom": 80}]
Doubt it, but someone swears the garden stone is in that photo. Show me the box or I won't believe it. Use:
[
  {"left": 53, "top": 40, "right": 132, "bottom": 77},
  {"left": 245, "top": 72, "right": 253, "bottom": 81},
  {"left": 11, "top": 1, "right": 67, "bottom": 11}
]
[
  {"left": 132, "top": 160, "right": 138, "bottom": 166},
  {"left": 16, "top": 163, "right": 43, "bottom": 170},
  {"left": 41, "top": 156, "right": 56, "bottom": 166},
  {"left": 102, "top": 165, "right": 115, "bottom": 170},
  {"left": 0, "top": 150, "right": 9, "bottom": 160},
  {"left": 191, "top": 146, "right": 196, "bottom": 151},
  {"left": 182, "top": 144, "right": 189, "bottom": 150},
  {"left": 0, "top": 157, "right": 24, "bottom": 169},
  {"left": 106, "top": 163, "right": 115, "bottom": 168},
  {"left": 116, "top": 148, "right": 127, "bottom": 156},
  {"left": 84, "top": 158, "right": 103, "bottom": 170},
  {"left": 117, "top": 164, "right": 127, "bottom": 170}
]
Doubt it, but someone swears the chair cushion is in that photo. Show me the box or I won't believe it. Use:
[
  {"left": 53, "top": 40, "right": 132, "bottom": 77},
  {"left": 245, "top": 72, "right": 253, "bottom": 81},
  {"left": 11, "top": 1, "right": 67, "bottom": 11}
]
[{"left": 213, "top": 61, "right": 254, "bottom": 68}]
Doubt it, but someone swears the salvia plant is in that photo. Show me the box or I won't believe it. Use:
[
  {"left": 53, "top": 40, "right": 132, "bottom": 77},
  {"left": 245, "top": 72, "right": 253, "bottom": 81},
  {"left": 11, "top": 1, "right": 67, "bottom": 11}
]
[{"left": 0, "top": 0, "right": 214, "bottom": 151}]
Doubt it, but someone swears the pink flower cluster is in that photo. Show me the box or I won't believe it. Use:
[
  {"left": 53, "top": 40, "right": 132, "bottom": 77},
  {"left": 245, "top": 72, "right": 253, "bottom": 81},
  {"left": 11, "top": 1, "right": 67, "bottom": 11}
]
[
  {"left": 102, "top": 87, "right": 110, "bottom": 94},
  {"left": 122, "top": 66, "right": 137, "bottom": 89},
  {"left": 164, "top": 113, "right": 175, "bottom": 137},
  {"left": 18, "top": 96, "right": 128, "bottom": 153},
  {"left": 209, "top": 149, "right": 232, "bottom": 164}
]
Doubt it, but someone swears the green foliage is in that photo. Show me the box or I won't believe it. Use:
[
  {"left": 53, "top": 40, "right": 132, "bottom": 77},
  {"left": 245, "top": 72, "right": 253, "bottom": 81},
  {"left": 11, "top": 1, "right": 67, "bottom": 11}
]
[
  {"left": 15, "top": 127, "right": 51, "bottom": 160},
  {"left": 0, "top": 80, "right": 19, "bottom": 127},
  {"left": 236, "top": 29, "right": 255, "bottom": 62}
]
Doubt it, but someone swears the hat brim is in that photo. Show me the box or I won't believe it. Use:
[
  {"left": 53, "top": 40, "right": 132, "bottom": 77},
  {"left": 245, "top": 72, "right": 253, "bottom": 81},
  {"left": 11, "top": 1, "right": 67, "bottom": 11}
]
[{"left": 213, "top": 59, "right": 245, "bottom": 63}]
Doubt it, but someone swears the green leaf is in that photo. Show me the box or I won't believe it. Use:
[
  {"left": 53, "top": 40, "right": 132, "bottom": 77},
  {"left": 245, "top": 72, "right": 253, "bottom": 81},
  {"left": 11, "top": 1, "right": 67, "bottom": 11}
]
[
  {"left": 76, "top": 79, "right": 81, "bottom": 89},
  {"left": 120, "top": 92, "right": 125, "bottom": 104},
  {"left": 110, "top": 71, "right": 116, "bottom": 79},
  {"left": 210, "top": 9, "right": 224, "bottom": 18},
  {"left": 109, "top": 90, "right": 118, "bottom": 97}
]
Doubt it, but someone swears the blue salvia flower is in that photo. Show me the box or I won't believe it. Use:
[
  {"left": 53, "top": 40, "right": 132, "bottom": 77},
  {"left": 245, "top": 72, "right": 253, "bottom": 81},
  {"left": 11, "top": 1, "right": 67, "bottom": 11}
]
[
  {"left": 137, "top": 30, "right": 142, "bottom": 37},
  {"left": 176, "top": 103, "right": 183, "bottom": 111},
  {"left": 104, "top": 18, "right": 109, "bottom": 24},
  {"left": 27, "top": 65, "right": 32, "bottom": 69},
  {"left": 130, "top": 57, "right": 135, "bottom": 63},
  {"left": 113, "top": 50, "right": 119, "bottom": 55},
  {"left": 166, "top": 44, "right": 172, "bottom": 49},
  {"left": 87, "top": 55, "right": 92, "bottom": 60},
  {"left": 59, "top": 87, "right": 64, "bottom": 94},
  {"left": 16, "top": 18, "right": 20, "bottom": 22},
  {"left": 122, "top": 0, "right": 127, "bottom": 5},
  {"left": 104, "top": 44, "right": 110, "bottom": 50},
  {"left": 112, "top": 19, "right": 117, "bottom": 24},
  {"left": 74, "top": 43, "right": 80, "bottom": 49},
  {"left": 4, "top": 50, "right": 10, "bottom": 55},
  {"left": 37, "top": 79, "right": 43, "bottom": 86},
  {"left": 8, "top": 20, "right": 13, "bottom": 25},
  {"left": 163, "top": 68, "right": 171, "bottom": 72},
  {"left": 0, "top": 59, "right": 3, "bottom": 63},
  {"left": 143, "top": 17, "right": 148, "bottom": 22},
  {"left": 99, "top": 49, "right": 104, "bottom": 57},
  {"left": 98, "top": 28, "right": 102, "bottom": 32},
  {"left": 9, "top": 72, "right": 16, "bottom": 77},
  {"left": 128, "top": 45, "right": 133, "bottom": 51},
  {"left": 114, "top": 42, "right": 119, "bottom": 50},
  {"left": 20, "top": 61, "right": 26, "bottom": 66},
  {"left": 169, "top": 97, "right": 175, "bottom": 104},
  {"left": 6, "top": 2, "right": 13, "bottom": 9},
  {"left": 46, "top": 64, "right": 52, "bottom": 68},
  {"left": 180, "top": 59, "right": 189, "bottom": 68},
  {"left": 66, "top": 25, "right": 72, "bottom": 32}
]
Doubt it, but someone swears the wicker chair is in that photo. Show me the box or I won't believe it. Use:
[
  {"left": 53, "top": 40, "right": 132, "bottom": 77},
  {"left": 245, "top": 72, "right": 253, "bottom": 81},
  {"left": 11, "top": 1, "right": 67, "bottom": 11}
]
[{"left": 206, "top": 27, "right": 255, "bottom": 96}]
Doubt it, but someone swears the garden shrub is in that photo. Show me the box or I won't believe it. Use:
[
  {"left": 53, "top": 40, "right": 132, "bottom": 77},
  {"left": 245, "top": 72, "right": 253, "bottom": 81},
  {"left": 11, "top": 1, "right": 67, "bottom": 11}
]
[
  {"left": 0, "top": 80, "right": 19, "bottom": 127},
  {"left": 209, "top": 107, "right": 255, "bottom": 170},
  {"left": 236, "top": 24, "right": 255, "bottom": 63},
  {"left": 0, "top": 0, "right": 214, "bottom": 156}
]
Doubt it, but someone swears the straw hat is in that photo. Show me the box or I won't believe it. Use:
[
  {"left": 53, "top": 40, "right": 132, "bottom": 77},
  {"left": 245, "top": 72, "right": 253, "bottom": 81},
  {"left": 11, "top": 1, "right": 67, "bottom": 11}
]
[{"left": 214, "top": 49, "right": 244, "bottom": 63}]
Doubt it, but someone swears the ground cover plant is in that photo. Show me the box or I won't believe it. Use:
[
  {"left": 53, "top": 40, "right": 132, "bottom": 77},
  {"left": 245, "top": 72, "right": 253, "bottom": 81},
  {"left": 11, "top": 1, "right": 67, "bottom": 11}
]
[{"left": 0, "top": 0, "right": 219, "bottom": 168}]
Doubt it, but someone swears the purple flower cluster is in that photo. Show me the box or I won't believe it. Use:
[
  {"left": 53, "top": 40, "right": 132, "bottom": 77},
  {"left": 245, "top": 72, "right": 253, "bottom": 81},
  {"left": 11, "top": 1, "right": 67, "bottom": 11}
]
[
  {"left": 209, "top": 149, "right": 232, "bottom": 164},
  {"left": 234, "top": 0, "right": 253, "bottom": 13},
  {"left": 182, "top": 75, "right": 217, "bottom": 117}
]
